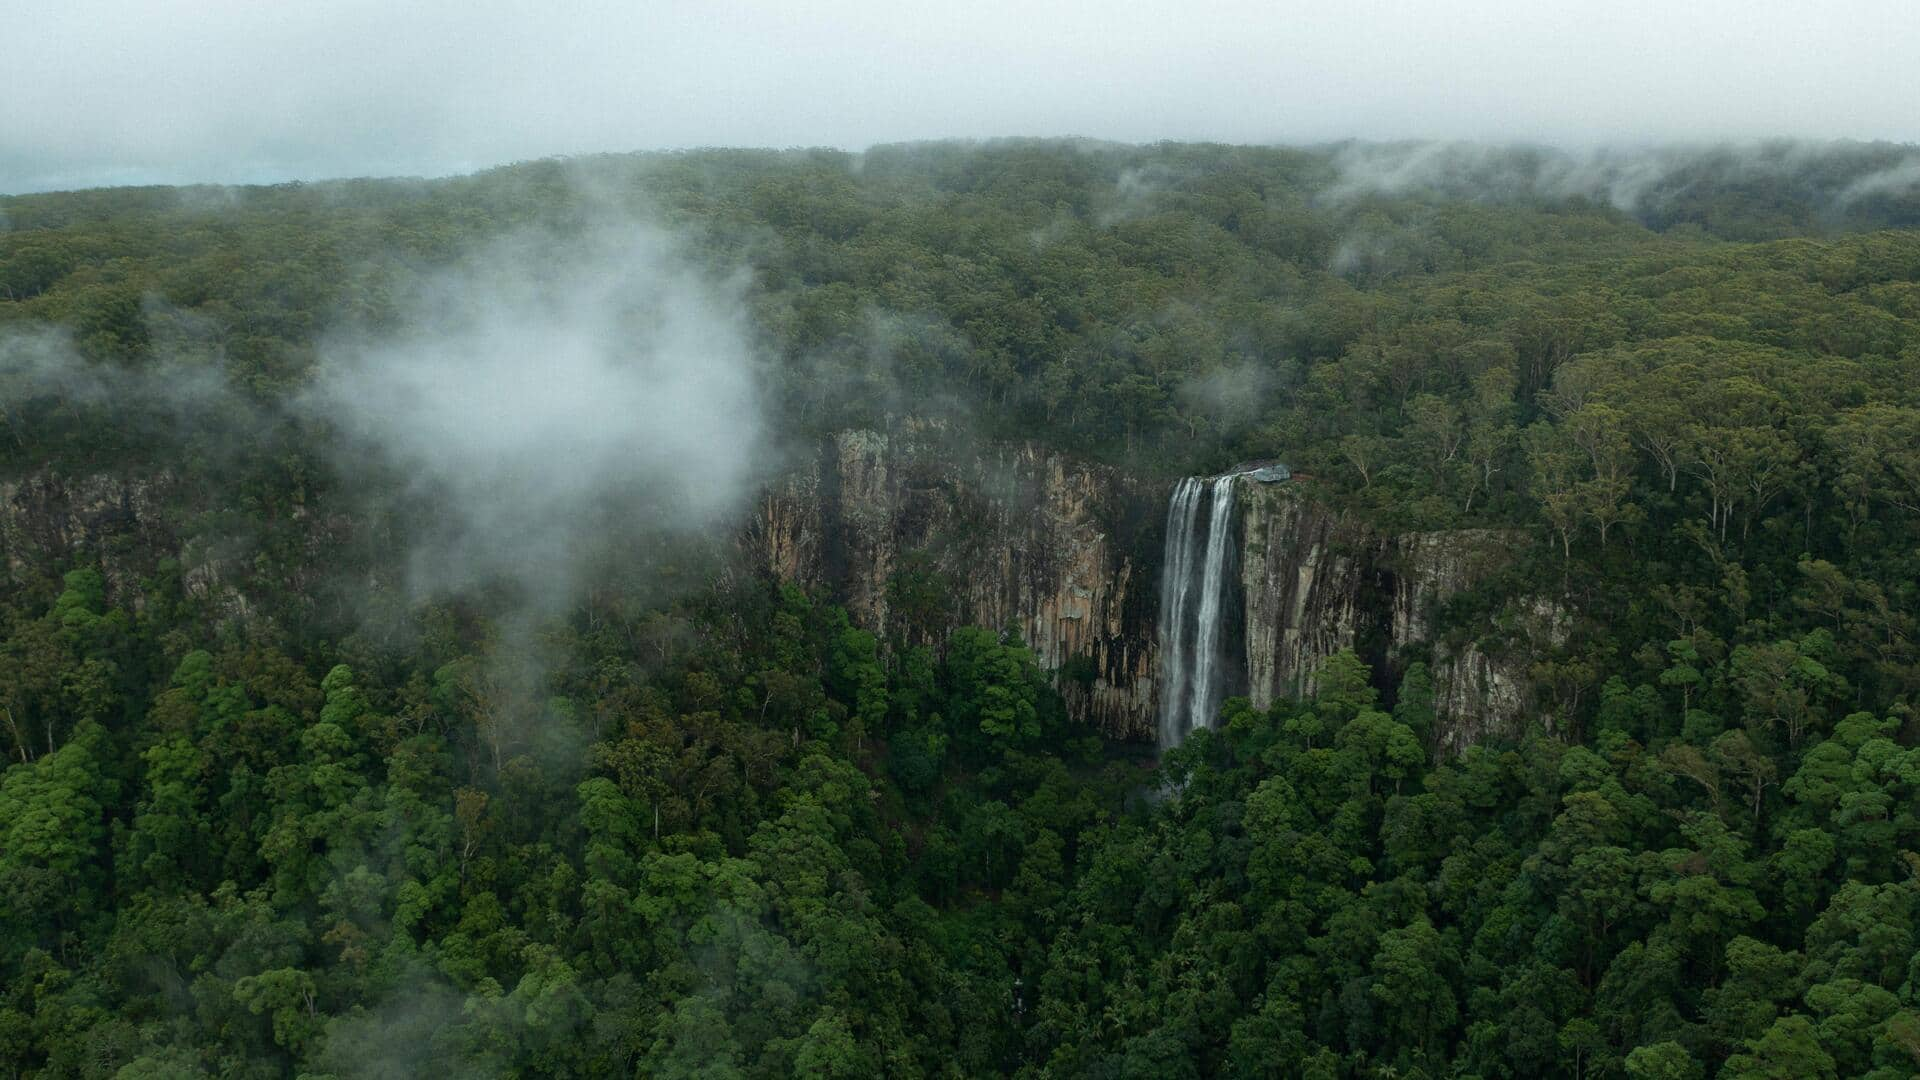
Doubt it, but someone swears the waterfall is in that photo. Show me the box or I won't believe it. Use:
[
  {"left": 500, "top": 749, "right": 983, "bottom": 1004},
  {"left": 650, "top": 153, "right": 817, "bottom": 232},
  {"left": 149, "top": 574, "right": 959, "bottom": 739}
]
[{"left": 1156, "top": 472, "right": 1243, "bottom": 748}]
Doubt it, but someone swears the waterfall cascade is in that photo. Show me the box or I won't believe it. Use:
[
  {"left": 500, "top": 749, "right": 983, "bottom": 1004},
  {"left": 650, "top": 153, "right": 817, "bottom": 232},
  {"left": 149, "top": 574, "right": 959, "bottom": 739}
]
[{"left": 1155, "top": 473, "right": 1245, "bottom": 748}]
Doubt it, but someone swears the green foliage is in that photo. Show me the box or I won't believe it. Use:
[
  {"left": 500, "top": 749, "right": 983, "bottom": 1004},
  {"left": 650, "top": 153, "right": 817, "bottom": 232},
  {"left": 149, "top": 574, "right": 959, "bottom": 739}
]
[{"left": 4, "top": 141, "right": 1920, "bottom": 1076}]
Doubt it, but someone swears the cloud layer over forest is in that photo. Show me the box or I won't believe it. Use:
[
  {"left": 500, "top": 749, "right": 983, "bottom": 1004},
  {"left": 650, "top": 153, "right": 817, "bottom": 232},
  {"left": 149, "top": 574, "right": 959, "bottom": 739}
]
[
  {"left": 306, "top": 222, "right": 768, "bottom": 608},
  {"left": 6, "top": 1, "right": 1918, "bottom": 192}
]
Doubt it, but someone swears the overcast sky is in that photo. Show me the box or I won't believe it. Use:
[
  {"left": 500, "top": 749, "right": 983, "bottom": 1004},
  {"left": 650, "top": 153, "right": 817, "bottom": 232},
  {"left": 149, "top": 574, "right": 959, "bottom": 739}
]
[{"left": 6, "top": 0, "right": 1918, "bottom": 194}]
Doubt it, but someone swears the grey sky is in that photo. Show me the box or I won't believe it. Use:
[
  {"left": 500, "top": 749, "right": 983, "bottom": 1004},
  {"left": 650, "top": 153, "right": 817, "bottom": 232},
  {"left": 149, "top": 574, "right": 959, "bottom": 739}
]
[{"left": 6, "top": 0, "right": 1918, "bottom": 193}]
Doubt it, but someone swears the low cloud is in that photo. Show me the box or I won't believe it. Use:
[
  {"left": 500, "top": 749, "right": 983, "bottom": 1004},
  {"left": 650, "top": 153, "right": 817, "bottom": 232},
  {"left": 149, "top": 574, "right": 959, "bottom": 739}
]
[
  {"left": 303, "top": 218, "right": 770, "bottom": 611},
  {"left": 1840, "top": 157, "right": 1920, "bottom": 206},
  {"left": 1177, "top": 361, "right": 1278, "bottom": 429},
  {"left": 0, "top": 319, "right": 235, "bottom": 447},
  {"left": 3, "top": 205, "right": 776, "bottom": 683},
  {"left": 1323, "top": 139, "right": 1920, "bottom": 216},
  {"left": 13, "top": 3, "right": 1919, "bottom": 194},
  {"left": 1094, "top": 163, "right": 1187, "bottom": 227}
]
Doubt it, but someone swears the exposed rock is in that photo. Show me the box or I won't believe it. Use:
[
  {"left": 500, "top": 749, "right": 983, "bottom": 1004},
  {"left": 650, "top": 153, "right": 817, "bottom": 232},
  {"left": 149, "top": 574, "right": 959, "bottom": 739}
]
[
  {"left": 747, "top": 426, "right": 1162, "bottom": 740},
  {"left": 4, "top": 441, "right": 1558, "bottom": 753},
  {"left": 0, "top": 471, "right": 178, "bottom": 609},
  {"left": 0, "top": 467, "right": 295, "bottom": 628},
  {"left": 1238, "top": 483, "right": 1380, "bottom": 707},
  {"left": 179, "top": 536, "right": 258, "bottom": 625},
  {"left": 1395, "top": 532, "right": 1565, "bottom": 754},
  {"left": 751, "top": 440, "right": 1559, "bottom": 749},
  {"left": 1238, "top": 480, "right": 1554, "bottom": 752}
]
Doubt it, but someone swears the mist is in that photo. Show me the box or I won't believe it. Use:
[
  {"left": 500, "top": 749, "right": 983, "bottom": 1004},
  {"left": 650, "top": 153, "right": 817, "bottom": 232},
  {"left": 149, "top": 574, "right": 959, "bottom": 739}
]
[
  {"left": 0, "top": 315, "right": 242, "bottom": 450},
  {"left": 1323, "top": 139, "right": 1920, "bottom": 214},
  {"left": 6, "top": 1, "right": 1918, "bottom": 194},
  {"left": 0, "top": 205, "right": 773, "bottom": 650},
  {"left": 304, "top": 220, "right": 767, "bottom": 612}
]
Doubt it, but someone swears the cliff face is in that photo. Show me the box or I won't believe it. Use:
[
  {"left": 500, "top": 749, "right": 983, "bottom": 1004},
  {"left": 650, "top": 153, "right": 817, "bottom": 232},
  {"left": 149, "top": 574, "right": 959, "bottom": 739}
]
[
  {"left": 1392, "top": 530, "right": 1564, "bottom": 754},
  {"left": 0, "top": 471, "right": 179, "bottom": 608},
  {"left": 4, "top": 441, "right": 1552, "bottom": 751},
  {"left": 1238, "top": 480, "right": 1552, "bottom": 751},
  {"left": 0, "top": 469, "right": 340, "bottom": 628},
  {"left": 747, "top": 428, "right": 1163, "bottom": 740},
  {"left": 749, "top": 439, "right": 1554, "bottom": 748},
  {"left": 1238, "top": 485, "right": 1381, "bottom": 708}
]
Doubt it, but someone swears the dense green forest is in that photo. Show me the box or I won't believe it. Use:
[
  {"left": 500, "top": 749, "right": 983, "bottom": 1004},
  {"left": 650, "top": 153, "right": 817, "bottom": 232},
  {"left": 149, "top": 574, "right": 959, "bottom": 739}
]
[{"left": 3, "top": 140, "right": 1920, "bottom": 1077}]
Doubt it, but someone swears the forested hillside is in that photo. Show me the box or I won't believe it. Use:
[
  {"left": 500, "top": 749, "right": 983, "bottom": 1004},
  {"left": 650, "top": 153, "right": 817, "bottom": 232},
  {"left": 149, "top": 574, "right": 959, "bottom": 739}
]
[{"left": 2, "top": 140, "right": 1919, "bottom": 1077}]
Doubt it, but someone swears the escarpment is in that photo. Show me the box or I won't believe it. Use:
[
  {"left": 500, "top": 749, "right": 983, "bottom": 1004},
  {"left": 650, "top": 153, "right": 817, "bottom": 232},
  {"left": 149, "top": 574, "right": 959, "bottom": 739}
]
[
  {"left": 747, "top": 427, "right": 1165, "bottom": 740},
  {"left": 0, "top": 469, "right": 346, "bottom": 628},
  {"left": 748, "top": 437, "right": 1561, "bottom": 750},
  {"left": 5, "top": 437, "right": 1557, "bottom": 751},
  {"left": 1237, "top": 480, "right": 1559, "bottom": 753},
  {"left": 0, "top": 472, "right": 179, "bottom": 606}
]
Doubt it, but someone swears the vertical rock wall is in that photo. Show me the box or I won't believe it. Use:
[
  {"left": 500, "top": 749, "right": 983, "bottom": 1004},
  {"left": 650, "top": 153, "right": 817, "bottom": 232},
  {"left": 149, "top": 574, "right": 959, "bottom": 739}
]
[
  {"left": 1238, "top": 484, "right": 1381, "bottom": 707},
  {"left": 0, "top": 469, "right": 341, "bottom": 628},
  {"left": 750, "top": 440, "right": 1559, "bottom": 749},
  {"left": 1238, "top": 479, "right": 1553, "bottom": 750},
  {"left": 747, "top": 427, "right": 1163, "bottom": 740},
  {"left": 5, "top": 439, "right": 1556, "bottom": 751},
  {"left": 0, "top": 472, "right": 178, "bottom": 607}
]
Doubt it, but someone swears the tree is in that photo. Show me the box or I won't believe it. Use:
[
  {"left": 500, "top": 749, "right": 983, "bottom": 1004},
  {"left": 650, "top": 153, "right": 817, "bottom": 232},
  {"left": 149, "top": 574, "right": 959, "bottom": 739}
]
[
  {"left": 1564, "top": 402, "right": 1641, "bottom": 545},
  {"left": 233, "top": 967, "right": 319, "bottom": 1054},
  {"left": 1728, "top": 633, "right": 1841, "bottom": 747},
  {"left": 1624, "top": 1041, "right": 1703, "bottom": 1080},
  {"left": 789, "top": 1008, "right": 874, "bottom": 1078},
  {"left": 1721, "top": 1015, "right": 1838, "bottom": 1080},
  {"left": 643, "top": 996, "right": 747, "bottom": 1080},
  {"left": 943, "top": 627, "right": 1048, "bottom": 756},
  {"left": 1368, "top": 916, "right": 1458, "bottom": 1060},
  {"left": 0, "top": 722, "right": 112, "bottom": 960},
  {"left": 1524, "top": 422, "right": 1584, "bottom": 557}
]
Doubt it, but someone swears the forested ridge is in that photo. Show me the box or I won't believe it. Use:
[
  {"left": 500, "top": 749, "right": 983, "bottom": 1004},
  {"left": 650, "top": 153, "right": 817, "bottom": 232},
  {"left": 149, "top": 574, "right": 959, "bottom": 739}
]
[{"left": 2, "top": 140, "right": 1920, "bottom": 1077}]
